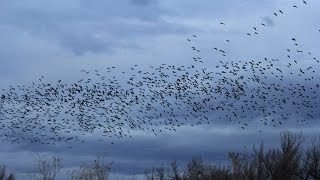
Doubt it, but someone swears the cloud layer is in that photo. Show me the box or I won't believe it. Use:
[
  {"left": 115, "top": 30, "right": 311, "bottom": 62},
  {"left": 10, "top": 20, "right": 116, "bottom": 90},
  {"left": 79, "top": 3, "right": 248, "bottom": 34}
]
[{"left": 0, "top": 0, "right": 320, "bottom": 179}]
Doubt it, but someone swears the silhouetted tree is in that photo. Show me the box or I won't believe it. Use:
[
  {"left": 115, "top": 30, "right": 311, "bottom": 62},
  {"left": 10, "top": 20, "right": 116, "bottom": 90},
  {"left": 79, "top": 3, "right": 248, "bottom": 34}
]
[
  {"left": 0, "top": 165, "right": 15, "bottom": 180},
  {"left": 71, "top": 155, "right": 112, "bottom": 180},
  {"left": 36, "top": 155, "right": 62, "bottom": 180},
  {"left": 304, "top": 136, "right": 320, "bottom": 179},
  {"left": 168, "top": 160, "right": 182, "bottom": 180},
  {"left": 144, "top": 132, "right": 320, "bottom": 180}
]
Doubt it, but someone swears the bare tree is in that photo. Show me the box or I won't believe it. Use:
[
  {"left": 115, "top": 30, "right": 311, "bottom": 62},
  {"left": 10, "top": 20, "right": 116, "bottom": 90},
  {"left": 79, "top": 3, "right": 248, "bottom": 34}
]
[
  {"left": 71, "top": 154, "right": 112, "bottom": 180},
  {"left": 36, "top": 155, "right": 62, "bottom": 180},
  {"left": 273, "top": 132, "right": 303, "bottom": 180},
  {"left": 204, "top": 164, "right": 230, "bottom": 180},
  {"left": 155, "top": 165, "right": 167, "bottom": 180},
  {"left": 252, "top": 142, "right": 267, "bottom": 180},
  {"left": 142, "top": 131, "right": 320, "bottom": 180},
  {"left": 71, "top": 164, "right": 96, "bottom": 180},
  {"left": 92, "top": 154, "right": 112, "bottom": 180},
  {"left": 183, "top": 157, "right": 208, "bottom": 180},
  {"left": 168, "top": 160, "right": 182, "bottom": 180},
  {"left": 144, "top": 167, "right": 156, "bottom": 180},
  {"left": 0, "top": 165, "right": 15, "bottom": 180},
  {"left": 305, "top": 136, "right": 320, "bottom": 180}
]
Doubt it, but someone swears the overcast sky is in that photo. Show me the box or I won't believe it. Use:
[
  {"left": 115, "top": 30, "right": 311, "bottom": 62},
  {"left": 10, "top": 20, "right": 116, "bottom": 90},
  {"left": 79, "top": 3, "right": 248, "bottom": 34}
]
[{"left": 0, "top": 0, "right": 320, "bottom": 179}]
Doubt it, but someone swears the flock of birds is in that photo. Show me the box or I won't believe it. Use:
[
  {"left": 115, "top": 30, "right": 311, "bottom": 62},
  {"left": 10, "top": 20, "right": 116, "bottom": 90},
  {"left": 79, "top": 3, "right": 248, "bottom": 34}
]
[{"left": 0, "top": 0, "right": 319, "bottom": 145}]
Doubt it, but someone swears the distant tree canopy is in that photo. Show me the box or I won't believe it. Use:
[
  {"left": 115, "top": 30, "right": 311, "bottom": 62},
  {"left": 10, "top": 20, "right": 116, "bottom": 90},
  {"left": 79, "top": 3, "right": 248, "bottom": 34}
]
[
  {"left": 1, "top": 131, "right": 319, "bottom": 180},
  {"left": 145, "top": 132, "right": 320, "bottom": 180}
]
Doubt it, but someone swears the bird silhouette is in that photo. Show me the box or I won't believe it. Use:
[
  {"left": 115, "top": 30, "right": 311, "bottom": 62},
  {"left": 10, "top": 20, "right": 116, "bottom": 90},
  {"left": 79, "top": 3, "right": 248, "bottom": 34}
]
[{"left": 0, "top": 0, "right": 319, "bottom": 145}]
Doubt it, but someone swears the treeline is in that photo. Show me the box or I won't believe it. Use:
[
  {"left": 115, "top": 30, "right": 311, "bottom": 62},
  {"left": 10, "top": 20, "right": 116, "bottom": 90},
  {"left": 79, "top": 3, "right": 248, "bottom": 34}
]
[
  {"left": 0, "top": 132, "right": 319, "bottom": 180},
  {"left": 145, "top": 132, "right": 320, "bottom": 180},
  {"left": 0, "top": 155, "right": 112, "bottom": 180}
]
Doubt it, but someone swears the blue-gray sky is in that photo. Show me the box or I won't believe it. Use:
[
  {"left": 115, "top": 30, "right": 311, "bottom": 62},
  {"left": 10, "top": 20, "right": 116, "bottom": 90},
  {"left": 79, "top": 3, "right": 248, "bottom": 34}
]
[{"left": 0, "top": 0, "right": 320, "bottom": 179}]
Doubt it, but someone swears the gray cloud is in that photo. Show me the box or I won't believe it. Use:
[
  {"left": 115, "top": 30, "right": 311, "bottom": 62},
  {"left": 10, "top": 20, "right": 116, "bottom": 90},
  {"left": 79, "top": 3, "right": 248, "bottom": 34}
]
[
  {"left": 0, "top": 0, "right": 320, "bottom": 179},
  {"left": 261, "top": 16, "right": 275, "bottom": 26},
  {"left": 0, "top": 0, "right": 183, "bottom": 55},
  {"left": 2, "top": 125, "right": 320, "bottom": 178},
  {"left": 129, "top": 0, "right": 158, "bottom": 6}
]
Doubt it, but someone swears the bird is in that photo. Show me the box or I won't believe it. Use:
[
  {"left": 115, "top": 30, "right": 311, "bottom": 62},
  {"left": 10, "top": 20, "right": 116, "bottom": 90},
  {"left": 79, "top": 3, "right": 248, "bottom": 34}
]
[{"left": 0, "top": 1, "right": 319, "bottom": 146}]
